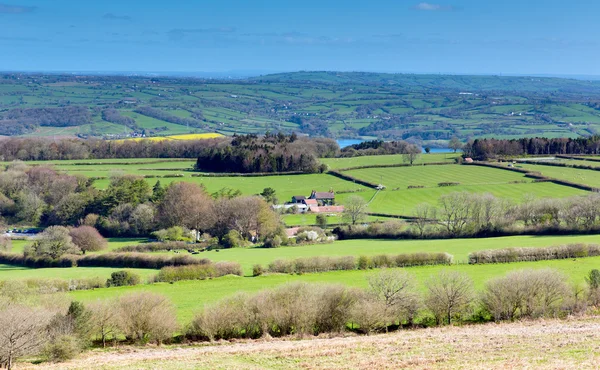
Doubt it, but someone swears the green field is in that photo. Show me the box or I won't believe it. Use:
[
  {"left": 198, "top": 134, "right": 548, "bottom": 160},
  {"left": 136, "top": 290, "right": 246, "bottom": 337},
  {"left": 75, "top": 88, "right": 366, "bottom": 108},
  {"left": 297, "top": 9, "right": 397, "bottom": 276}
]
[
  {"left": 517, "top": 163, "right": 600, "bottom": 187},
  {"left": 321, "top": 153, "right": 459, "bottom": 170},
  {"left": 0, "top": 265, "right": 157, "bottom": 282},
  {"left": 18, "top": 159, "right": 590, "bottom": 216},
  {"left": 344, "top": 164, "right": 528, "bottom": 189},
  {"left": 366, "top": 182, "right": 586, "bottom": 215},
  {"left": 70, "top": 253, "right": 600, "bottom": 322}
]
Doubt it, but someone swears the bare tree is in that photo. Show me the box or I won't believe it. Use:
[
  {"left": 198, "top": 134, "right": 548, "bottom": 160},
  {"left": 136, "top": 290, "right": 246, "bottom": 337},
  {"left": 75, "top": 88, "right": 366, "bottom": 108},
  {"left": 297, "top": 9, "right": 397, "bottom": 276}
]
[
  {"left": 413, "top": 203, "right": 437, "bottom": 237},
  {"left": 368, "top": 270, "right": 420, "bottom": 328},
  {"left": 0, "top": 304, "right": 53, "bottom": 370},
  {"left": 448, "top": 137, "right": 463, "bottom": 153},
  {"left": 88, "top": 299, "right": 120, "bottom": 348},
  {"left": 342, "top": 195, "right": 368, "bottom": 225},
  {"left": 425, "top": 270, "right": 474, "bottom": 325},
  {"left": 438, "top": 192, "right": 473, "bottom": 236},
  {"left": 158, "top": 182, "right": 214, "bottom": 232},
  {"left": 402, "top": 144, "right": 421, "bottom": 166}
]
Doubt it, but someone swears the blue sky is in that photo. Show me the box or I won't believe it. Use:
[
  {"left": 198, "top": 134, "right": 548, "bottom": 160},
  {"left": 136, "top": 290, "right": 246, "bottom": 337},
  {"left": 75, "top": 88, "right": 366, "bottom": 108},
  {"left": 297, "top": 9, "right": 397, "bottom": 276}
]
[{"left": 0, "top": 0, "right": 597, "bottom": 76}]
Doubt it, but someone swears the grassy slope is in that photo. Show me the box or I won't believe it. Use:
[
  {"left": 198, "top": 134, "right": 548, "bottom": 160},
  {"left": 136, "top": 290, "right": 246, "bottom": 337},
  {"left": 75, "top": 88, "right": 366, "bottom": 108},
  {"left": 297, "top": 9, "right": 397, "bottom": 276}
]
[
  {"left": 71, "top": 231, "right": 600, "bottom": 322},
  {"left": 24, "top": 317, "right": 600, "bottom": 369},
  {"left": 71, "top": 243, "right": 600, "bottom": 322},
  {"left": 518, "top": 163, "right": 600, "bottom": 187}
]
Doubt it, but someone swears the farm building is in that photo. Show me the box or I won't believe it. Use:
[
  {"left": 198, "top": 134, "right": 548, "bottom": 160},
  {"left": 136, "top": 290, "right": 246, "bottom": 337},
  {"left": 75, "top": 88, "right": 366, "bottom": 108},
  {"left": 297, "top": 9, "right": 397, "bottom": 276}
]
[
  {"left": 309, "top": 190, "right": 335, "bottom": 205},
  {"left": 309, "top": 205, "right": 345, "bottom": 213}
]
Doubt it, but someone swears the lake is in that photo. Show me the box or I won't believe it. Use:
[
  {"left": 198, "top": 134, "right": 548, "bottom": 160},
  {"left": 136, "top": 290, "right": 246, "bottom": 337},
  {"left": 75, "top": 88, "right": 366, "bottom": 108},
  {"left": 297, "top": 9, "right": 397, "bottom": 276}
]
[{"left": 336, "top": 139, "right": 458, "bottom": 153}]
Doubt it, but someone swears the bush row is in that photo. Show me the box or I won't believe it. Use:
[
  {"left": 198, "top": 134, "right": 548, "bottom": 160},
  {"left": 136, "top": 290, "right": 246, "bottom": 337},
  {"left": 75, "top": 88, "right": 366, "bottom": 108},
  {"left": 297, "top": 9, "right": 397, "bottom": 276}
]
[
  {"left": 0, "top": 252, "right": 210, "bottom": 269},
  {"left": 143, "top": 174, "right": 185, "bottom": 179},
  {"left": 187, "top": 268, "right": 587, "bottom": 341},
  {"left": 190, "top": 171, "right": 307, "bottom": 177},
  {"left": 154, "top": 261, "right": 243, "bottom": 282},
  {"left": 264, "top": 252, "right": 452, "bottom": 275},
  {"left": 327, "top": 170, "right": 379, "bottom": 188},
  {"left": 469, "top": 243, "right": 600, "bottom": 264},
  {"left": 115, "top": 241, "right": 191, "bottom": 253}
]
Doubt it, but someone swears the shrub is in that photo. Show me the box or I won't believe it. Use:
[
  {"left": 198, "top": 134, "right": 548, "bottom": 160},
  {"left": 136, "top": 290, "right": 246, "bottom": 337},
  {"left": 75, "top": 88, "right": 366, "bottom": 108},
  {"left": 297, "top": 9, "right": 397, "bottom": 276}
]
[
  {"left": 586, "top": 269, "right": 600, "bottom": 307},
  {"left": 106, "top": 270, "right": 141, "bottom": 287},
  {"left": 348, "top": 290, "right": 387, "bottom": 335},
  {"left": 0, "top": 236, "right": 12, "bottom": 252},
  {"left": 263, "top": 235, "right": 282, "bottom": 248},
  {"left": 118, "top": 292, "right": 179, "bottom": 345},
  {"left": 156, "top": 264, "right": 216, "bottom": 283},
  {"left": 152, "top": 226, "right": 186, "bottom": 242},
  {"left": 187, "top": 293, "right": 261, "bottom": 341},
  {"left": 222, "top": 230, "right": 246, "bottom": 248},
  {"left": 438, "top": 182, "right": 460, "bottom": 187},
  {"left": 215, "top": 261, "right": 243, "bottom": 276},
  {"left": 316, "top": 214, "right": 328, "bottom": 228},
  {"left": 469, "top": 244, "right": 600, "bottom": 264},
  {"left": 357, "top": 255, "right": 370, "bottom": 270},
  {"left": 482, "top": 269, "right": 572, "bottom": 321},
  {"left": 252, "top": 264, "right": 264, "bottom": 276},
  {"left": 43, "top": 335, "right": 81, "bottom": 363}
]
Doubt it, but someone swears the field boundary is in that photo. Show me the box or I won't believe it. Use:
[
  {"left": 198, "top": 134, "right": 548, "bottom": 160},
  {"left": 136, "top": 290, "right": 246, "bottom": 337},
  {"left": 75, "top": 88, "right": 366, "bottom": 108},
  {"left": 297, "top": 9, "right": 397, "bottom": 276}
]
[
  {"left": 333, "top": 161, "right": 455, "bottom": 172},
  {"left": 327, "top": 170, "right": 379, "bottom": 188},
  {"left": 466, "top": 162, "right": 600, "bottom": 192}
]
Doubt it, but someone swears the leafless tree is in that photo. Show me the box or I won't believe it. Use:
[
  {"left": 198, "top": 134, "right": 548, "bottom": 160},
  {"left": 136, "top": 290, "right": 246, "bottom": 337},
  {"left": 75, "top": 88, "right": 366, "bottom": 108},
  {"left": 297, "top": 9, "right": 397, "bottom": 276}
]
[
  {"left": 402, "top": 144, "right": 421, "bottom": 166},
  {"left": 342, "top": 195, "right": 368, "bottom": 225},
  {"left": 438, "top": 192, "right": 473, "bottom": 236},
  {"left": 88, "top": 299, "right": 120, "bottom": 348},
  {"left": 413, "top": 203, "right": 437, "bottom": 237},
  {"left": 425, "top": 270, "right": 474, "bottom": 325},
  {"left": 368, "top": 270, "right": 420, "bottom": 328},
  {"left": 0, "top": 304, "right": 53, "bottom": 370}
]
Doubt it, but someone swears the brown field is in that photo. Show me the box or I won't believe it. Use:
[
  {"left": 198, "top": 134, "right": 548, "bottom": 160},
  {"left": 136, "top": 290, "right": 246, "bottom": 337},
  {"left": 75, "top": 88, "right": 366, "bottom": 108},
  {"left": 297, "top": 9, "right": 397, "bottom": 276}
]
[{"left": 23, "top": 316, "right": 600, "bottom": 369}]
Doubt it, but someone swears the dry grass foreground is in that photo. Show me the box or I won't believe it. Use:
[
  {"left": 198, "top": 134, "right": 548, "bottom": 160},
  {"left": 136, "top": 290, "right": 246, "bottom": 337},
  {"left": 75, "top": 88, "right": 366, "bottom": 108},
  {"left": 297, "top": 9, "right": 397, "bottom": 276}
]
[{"left": 23, "top": 316, "right": 600, "bottom": 370}]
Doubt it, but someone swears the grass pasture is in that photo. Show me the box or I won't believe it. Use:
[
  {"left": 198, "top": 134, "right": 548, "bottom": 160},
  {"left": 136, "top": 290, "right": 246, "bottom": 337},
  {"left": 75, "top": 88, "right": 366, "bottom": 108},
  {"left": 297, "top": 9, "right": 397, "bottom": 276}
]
[
  {"left": 70, "top": 253, "right": 600, "bottom": 322},
  {"left": 321, "top": 152, "right": 459, "bottom": 169},
  {"left": 517, "top": 163, "right": 600, "bottom": 188},
  {"left": 344, "top": 164, "right": 528, "bottom": 189},
  {"left": 366, "top": 181, "right": 586, "bottom": 215}
]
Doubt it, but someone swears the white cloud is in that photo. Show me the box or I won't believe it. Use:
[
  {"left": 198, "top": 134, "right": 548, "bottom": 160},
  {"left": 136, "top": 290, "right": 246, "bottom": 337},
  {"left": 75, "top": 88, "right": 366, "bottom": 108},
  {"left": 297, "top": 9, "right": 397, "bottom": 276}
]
[{"left": 413, "top": 3, "right": 455, "bottom": 11}]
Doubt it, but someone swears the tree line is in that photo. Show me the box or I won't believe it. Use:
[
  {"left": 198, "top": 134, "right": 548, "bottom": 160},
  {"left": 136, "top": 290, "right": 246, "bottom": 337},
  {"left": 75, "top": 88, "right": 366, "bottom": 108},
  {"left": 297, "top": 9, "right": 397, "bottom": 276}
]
[
  {"left": 0, "top": 163, "right": 282, "bottom": 247},
  {"left": 463, "top": 136, "right": 600, "bottom": 160},
  {"left": 336, "top": 192, "right": 600, "bottom": 241}
]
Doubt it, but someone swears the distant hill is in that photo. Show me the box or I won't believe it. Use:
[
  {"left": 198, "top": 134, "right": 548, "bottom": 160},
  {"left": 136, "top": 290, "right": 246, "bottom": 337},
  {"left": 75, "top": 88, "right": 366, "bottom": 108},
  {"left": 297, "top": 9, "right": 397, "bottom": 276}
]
[
  {"left": 2, "top": 71, "right": 600, "bottom": 142},
  {"left": 253, "top": 71, "right": 600, "bottom": 94}
]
